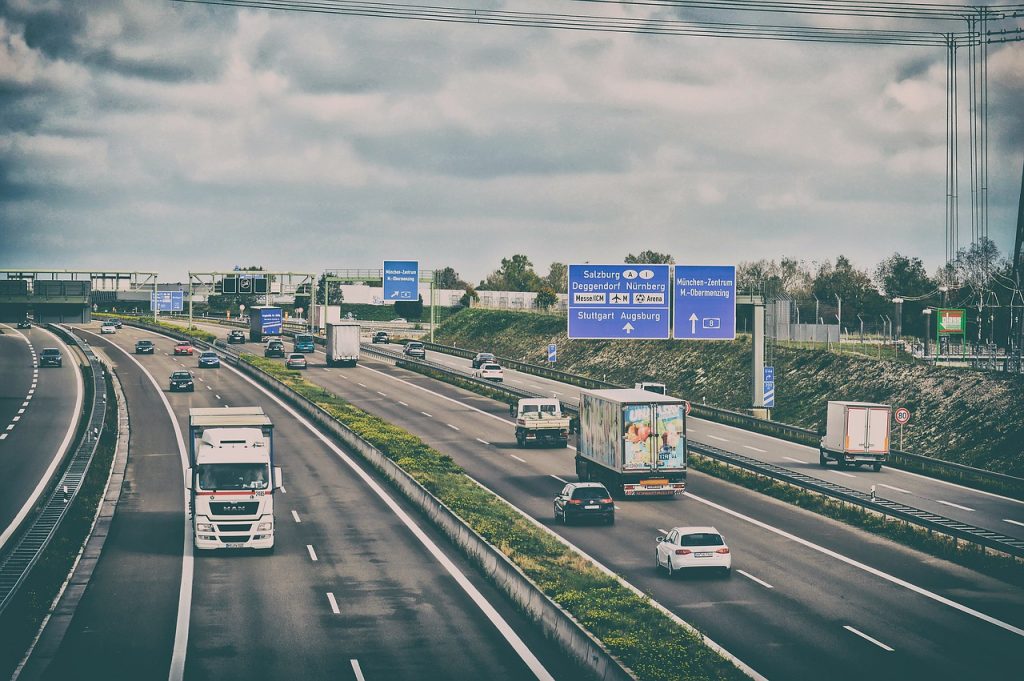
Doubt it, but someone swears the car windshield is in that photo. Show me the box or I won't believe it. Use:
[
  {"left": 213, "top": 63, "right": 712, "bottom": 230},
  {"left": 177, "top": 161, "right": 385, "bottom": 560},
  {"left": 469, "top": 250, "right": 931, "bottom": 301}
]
[
  {"left": 138, "top": 341, "right": 152, "bottom": 346},
  {"left": 522, "top": 403, "right": 558, "bottom": 415},
  {"left": 201, "top": 352, "right": 216, "bottom": 358},
  {"left": 296, "top": 335, "right": 313, "bottom": 342},
  {"left": 42, "top": 349, "right": 60, "bottom": 357},
  {"left": 408, "top": 343, "right": 423, "bottom": 349},
  {"left": 288, "top": 354, "right": 304, "bottom": 360},
  {"left": 572, "top": 487, "right": 609, "bottom": 500},
  {"left": 482, "top": 364, "right": 501, "bottom": 371},
  {"left": 171, "top": 372, "right": 191, "bottom": 379},
  {"left": 680, "top": 533, "right": 724, "bottom": 547},
  {"left": 177, "top": 342, "right": 191, "bottom": 347},
  {"left": 196, "top": 463, "right": 269, "bottom": 491}
]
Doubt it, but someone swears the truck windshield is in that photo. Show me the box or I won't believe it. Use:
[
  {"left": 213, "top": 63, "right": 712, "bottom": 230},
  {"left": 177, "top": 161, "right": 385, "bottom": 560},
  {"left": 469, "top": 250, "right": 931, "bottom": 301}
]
[
  {"left": 197, "top": 464, "right": 270, "bottom": 491},
  {"left": 523, "top": 404, "right": 558, "bottom": 415}
]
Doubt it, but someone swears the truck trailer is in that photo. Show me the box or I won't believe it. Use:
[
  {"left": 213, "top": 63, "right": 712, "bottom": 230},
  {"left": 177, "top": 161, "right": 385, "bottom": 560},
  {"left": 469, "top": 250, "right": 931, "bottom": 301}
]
[
  {"left": 819, "top": 401, "right": 891, "bottom": 471},
  {"left": 576, "top": 389, "right": 688, "bottom": 497},
  {"left": 185, "top": 407, "right": 283, "bottom": 551},
  {"left": 249, "top": 305, "right": 283, "bottom": 343},
  {"left": 326, "top": 322, "right": 360, "bottom": 367}
]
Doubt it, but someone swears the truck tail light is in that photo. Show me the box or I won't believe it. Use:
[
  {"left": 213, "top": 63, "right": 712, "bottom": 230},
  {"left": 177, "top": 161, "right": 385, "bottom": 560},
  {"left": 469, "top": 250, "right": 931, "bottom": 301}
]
[
  {"left": 716, "top": 547, "right": 730, "bottom": 555},
  {"left": 675, "top": 549, "right": 692, "bottom": 556}
]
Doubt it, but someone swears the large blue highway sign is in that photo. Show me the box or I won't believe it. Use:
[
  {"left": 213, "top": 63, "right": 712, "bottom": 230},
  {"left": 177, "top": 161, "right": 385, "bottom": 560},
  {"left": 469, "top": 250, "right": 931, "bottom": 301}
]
[
  {"left": 150, "top": 291, "right": 183, "bottom": 312},
  {"left": 672, "top": 265, "right": 736, "bottom": 340},
  {"left": 383, "top": 260, "right": 419, "bottom": 301},
  {"left": 568, "top": 264, "right": 670, "bottom": 339}
]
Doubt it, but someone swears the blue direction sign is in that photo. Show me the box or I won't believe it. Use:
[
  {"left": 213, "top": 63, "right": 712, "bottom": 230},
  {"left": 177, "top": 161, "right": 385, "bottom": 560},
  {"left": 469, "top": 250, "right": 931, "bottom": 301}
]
[
  {"left": 568, "top": 264, "right": 670, "bottom": 339},
  {"left": 763, "top": 366, "right": 775, "bottom": 408},
  {"left": 150, "top": 291, "right": 183, "bottom": 312},
  {"left": 547, "top": 343, "right": 557, "bottom": 363},
  {"left": 383, "top": 260, "right": 419, "bottom": 301},
  {"left": 672, "top": 265, "right": 736, "bottom": 340}
]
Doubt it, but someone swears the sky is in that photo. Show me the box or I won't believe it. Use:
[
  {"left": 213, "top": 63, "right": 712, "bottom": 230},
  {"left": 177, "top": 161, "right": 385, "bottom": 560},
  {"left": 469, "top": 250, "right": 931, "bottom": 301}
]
[{"left": 1, "top": 0, "right": 1022, "bottom": 285}]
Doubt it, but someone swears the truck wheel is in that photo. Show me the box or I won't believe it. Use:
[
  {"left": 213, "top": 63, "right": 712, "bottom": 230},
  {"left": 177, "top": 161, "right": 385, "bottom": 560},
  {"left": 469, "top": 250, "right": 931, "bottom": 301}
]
[
  {"left": 873, "top": 463, "right": 882, "bottom": 472},
  {"left": 819, "top": 450, "right": 827, "bottom": 467}
]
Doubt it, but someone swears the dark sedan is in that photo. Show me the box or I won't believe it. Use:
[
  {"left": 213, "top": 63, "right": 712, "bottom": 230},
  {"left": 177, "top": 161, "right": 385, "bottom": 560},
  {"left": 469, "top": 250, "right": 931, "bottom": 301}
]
[
  {"left": 227, "top": 330, "right": 246, "bottom": 344},
  {"left": 169, "top": 370, "right": 195, "bottom": 392},
  {"left": 553, "top": 482, "right": 615, "bottom": 525},
  {"left": 135, "top": 340, "right": 155, "bottom": 354},
  {"left": 198, "top": 350, "right": 220, "bottom": 368},
  {"left": 39, "top": 348, "right": 62, "bottom": 368}
]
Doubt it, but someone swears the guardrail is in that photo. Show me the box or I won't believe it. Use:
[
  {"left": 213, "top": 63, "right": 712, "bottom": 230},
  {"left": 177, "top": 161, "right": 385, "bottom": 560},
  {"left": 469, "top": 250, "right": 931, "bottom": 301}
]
[
  {"left": 418, "top": 341, "right": 1024, "bottom": 499},
  {"left": 0, "top": 326, "right": 108, "bottom": 615}
]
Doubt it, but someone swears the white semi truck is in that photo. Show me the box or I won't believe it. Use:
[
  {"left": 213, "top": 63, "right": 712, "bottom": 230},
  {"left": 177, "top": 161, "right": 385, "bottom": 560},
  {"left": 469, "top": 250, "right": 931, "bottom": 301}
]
[
  {"left": 514, "top": 398, "right": 571, "bottom": 448},
  {"left": 326, "top": 322, "right": 360, "bottom": 367},
  {"left": 186, "top": 407, "right": 283, "bottom": 551},
  {"left": 576, "top": 389, "right": 688, "bottom": 497},
  {"left": 819, "top": 401, "right": 891, "bottom": 471}
]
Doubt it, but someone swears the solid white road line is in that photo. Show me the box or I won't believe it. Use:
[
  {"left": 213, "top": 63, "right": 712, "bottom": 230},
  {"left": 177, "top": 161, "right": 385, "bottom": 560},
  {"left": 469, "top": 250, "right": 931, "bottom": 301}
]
[
  {"left": 833, "top": 471, "right": 857, "bottom": 478},
  {"left": 843, "top": 625, "right": 894, "bottom": 651},
  {"left": 706, "top": 434, "right": 730, "bottom": 442},
  {"left": 686, "top": 491, "right": 1024, "bottom": 638},
  {"left": 550, "top": 474, "right": 568, "bottom": 484},
  {"left": 307, "top": 545, "right": 318, "bottom": 562},
  {"left": 327, "top": 592, "right": 341, "bottom": 614},
  {"left": 737, "top": 570, "right": 774, "bottom": 589},
  {"left": 420, "top": 411, "right": 433, "bottom": 418},
  {"left": 743, "top": 445, "right": 767, "bottom": 453},
  {"left": 83, "top": 331, "right": 195, "bottom": 681},
  {"left": 475, "top": 438, "right": 491, "bottom": 446},
  {"left": 879, "top": 483, "right": 912, "bottom": 494},
  {"left": 510, "top": 455, "right": 526, "bottom": 463},
  {"left": 291, "top": 510, "right": 301, "bottom": 523},
  {"left": 351, "top": 659, "right": 366, "bottom": 681},
  {"left": 1004, "top": 519, "right": 1024, "bottom": 528},
  {"left": 783, "top": 456, "right": 807, "bottom": 464},
  {"left": 936, "top": 499, "right": 975, "bottom": 512},
  {"left": 447, "top": 423, "right": 460, "bottom": 431}
]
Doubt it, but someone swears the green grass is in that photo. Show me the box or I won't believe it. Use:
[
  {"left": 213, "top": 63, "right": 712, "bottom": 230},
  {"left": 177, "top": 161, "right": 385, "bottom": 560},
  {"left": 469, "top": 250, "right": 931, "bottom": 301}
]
[
  {"left": 242, "top": 355, "right": 747, "bottom": 681},
  {"left": 0, "top": 380, "right": 118, "bottom": 679}
]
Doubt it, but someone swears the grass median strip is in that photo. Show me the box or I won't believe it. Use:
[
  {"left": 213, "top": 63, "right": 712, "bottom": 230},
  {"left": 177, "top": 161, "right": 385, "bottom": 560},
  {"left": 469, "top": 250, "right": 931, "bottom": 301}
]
[{"left": 242, "top": 355, "right": 748, "bottom": 681}]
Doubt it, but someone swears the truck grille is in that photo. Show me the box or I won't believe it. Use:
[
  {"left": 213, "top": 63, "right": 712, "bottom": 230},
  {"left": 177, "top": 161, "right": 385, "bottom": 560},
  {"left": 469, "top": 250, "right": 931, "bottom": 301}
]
[
  {"left": 210, "top": 501, "right": 259, "bottom": 515},
  {"left": 216, "top": 523, "right": 253, "bottom": 533}
]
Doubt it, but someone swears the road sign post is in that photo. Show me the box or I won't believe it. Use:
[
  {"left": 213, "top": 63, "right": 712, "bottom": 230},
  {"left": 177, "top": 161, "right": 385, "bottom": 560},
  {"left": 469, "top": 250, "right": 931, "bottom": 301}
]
[
  {"left": 547, "top": 343, "right": 557, "bottom": 363},
  {"left": 672, "top": 265, "right": 737, "bottom": 340},
  {"left": 383, "top": 260, "right": 419, "bottom": 302},
  {"left": 567, "top": 264, "right": 671, "bottom": 339},
  {"left": 894, "top": 407, "right": 911, "bottom": 450},
  {"left": 763, "top": 366, "right": 775, "bottom": 409}
]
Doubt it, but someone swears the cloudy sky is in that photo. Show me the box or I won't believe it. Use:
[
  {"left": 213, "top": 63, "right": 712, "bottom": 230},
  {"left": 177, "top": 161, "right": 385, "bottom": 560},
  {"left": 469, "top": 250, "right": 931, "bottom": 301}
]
[{"left": 1, "top": 0, "right": 1022, "bottom": 285}]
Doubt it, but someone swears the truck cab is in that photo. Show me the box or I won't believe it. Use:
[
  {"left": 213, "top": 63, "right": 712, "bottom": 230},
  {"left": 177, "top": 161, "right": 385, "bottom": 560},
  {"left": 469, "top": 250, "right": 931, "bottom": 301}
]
[
  {"left": 185, "top": 408, "right": 282, "bottom": 551},
  {"left": 635, "top": 382, "right": 667, "bottom": 395},
  {"left": 514, "top": 398, "right": 570, "bottom": 448}
]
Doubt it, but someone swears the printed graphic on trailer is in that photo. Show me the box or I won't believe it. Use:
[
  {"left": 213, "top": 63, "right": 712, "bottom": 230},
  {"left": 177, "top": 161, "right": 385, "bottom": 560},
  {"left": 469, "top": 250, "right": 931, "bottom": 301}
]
[{"left": 621, "top": 404, "right": 686, "bottom": 470}]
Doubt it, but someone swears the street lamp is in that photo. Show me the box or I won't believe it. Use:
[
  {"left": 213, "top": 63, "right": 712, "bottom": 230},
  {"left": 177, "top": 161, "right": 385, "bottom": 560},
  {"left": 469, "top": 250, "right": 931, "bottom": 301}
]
[
  {"left": 923, "top": 308, "right": 932, "bottom": 356},
  {"left": 892, "top": 297, "right": 904, "bottom": 346}
]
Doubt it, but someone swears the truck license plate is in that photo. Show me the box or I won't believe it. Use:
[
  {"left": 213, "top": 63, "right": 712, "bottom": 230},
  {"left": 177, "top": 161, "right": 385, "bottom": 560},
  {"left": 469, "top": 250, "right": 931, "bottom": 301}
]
[{"left": 224, "top": 542, "right": 245, "bottom": 548}]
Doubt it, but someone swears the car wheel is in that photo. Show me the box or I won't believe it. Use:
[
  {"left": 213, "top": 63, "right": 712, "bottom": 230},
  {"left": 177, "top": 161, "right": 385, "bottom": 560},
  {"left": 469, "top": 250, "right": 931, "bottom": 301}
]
[
  {"left": 562, "top": 511, "right": 570, "bottom": 526},
  {"left": 655, "top": 551, "right": 661, "bottom": 572},
  {"left": 666, "top": 558, "right": 674, "bottom": 578},
  {"left": 606, "top": 515, "right": 615, "bottom": 526},
  {"left": 553, "top": 506, "right": 560, "bottom": 522},
  {"left": 722, "top": 567, "right": 731, "bottom": 577}
]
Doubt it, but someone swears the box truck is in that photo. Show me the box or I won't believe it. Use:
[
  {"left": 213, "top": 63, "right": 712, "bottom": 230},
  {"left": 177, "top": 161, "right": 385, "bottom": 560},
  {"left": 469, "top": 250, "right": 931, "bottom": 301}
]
[
  {"left": 576, "top": 389, "right": 688, "bottom": 497},
  {"left": 819, "top": 401, "right": 891, "bottom": 471},
  {"left": 326, "top": 322, "right": 360, "bottom": 367},
  {"left": 185, "top": 407, "right": 283, "bottom": 552},
  {"left": 249, "top": 305, "right": 283, "bottom": 342}
]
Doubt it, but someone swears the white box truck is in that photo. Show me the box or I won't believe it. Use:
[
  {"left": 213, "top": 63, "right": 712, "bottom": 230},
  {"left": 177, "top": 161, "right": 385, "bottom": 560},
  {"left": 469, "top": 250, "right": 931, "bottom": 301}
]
[
  {"left": 326, "top": 322, "right": 360, "bottom": 367},
  {"left": 185, "top": 407, "right": 283, "bottom": 552},
  {"left": 576, "top": 389, "right": 688, "bottom": 497},
  {"left": 819, "top": 401, "right": 891, "bottom": 471}
]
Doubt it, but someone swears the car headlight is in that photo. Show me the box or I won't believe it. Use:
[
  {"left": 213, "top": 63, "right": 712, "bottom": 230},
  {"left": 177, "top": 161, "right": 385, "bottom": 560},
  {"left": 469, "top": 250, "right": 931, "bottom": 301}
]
[
  {"left": 257, "top": 522, "right": 273, "bottom": 531},
  {"left": 196, "top": 523, "right": 214, "bottom": 532}
]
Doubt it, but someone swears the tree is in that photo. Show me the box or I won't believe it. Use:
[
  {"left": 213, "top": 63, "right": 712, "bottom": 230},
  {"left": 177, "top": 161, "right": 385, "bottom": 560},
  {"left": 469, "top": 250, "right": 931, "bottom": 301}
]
[
  {"left": 812, "top": 256, "right": 884, "bottom": 325},
  {"left": 314, "top": 274, "right": 344, "bottom": 306},
  {"left": 535, "top": 287, "right": 559, "bottom": 310},
  {"left": 544, "top": 262, "right": 568, "bottom": 293},
  {"left": 434, "top": 266, "right": 465, "bottom": 290},
  {"left": 459, "top": 286, "right": 479, "bottom": 308},
  {"left": 955, "top": 238, "right": 1006, "bottom": 294},
  {"left": 479, "top": 254, "right": 542, "bottom": 292},
  {"left": 395, "top": 296, "right": 424, "bottom": 319},
  {"left": 875, "top": 253, "right": 934, "bottom": 298},
  {"left": 624, "top": 250, "right": 674, "bottom": 264}
]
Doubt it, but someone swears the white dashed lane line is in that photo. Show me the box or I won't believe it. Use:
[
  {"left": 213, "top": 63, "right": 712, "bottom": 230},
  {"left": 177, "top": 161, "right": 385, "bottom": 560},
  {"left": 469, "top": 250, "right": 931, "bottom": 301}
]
[
  {"left": 510, "top": 455, "right": 526, "bottom": 463},
  {"left": 743, "top": 445, "right": 767, "bottom": 453},
  {"left": 879, "top": 483, "right": 911, "bottom": 494},
  {"left": 420, "top": 412, "right": 433, "bottom": 418},
  {"left": 291, "top": 510, "right": 301, "bottom": 523},
  {"left": 446, "top": 424, "right": 460, "bottom": 431},
  {"left": 737, "top": 570, "right": 774, "bottom": 589},
  {"left": 326, "top": 592, "right": 340, "bottom": 614},
  {"left": 843, "top": 625, "right": 894, "bottom": 652},
  {"left": 550, "top": 474, "right": 568, "bottom": 484},
  {"left": 833, "top": 471, "right": 857, "bottom": 479},
  {"left": 475, "top": 438, "right": 491, "bottom": 446},
  {"left": 783, "top": 457, "right": 808, "bottom": 464},
  {"left": 936, "top": 499, "right": 975, "bottom": 512},
  {"left": 377, "top": 391, "right": 387, "bottom": 397},
  {"left": 398, "top": 401, "right": 409, "bottom": 407},
  {"left": 307, "top": 545, "right": 319, "bottom": 562},
  {"left": 1004, "top": 519, "right": 1024, "bottom": 528},
  {"left": 706, "top": 434, "right": 730, "bottom": 442}
]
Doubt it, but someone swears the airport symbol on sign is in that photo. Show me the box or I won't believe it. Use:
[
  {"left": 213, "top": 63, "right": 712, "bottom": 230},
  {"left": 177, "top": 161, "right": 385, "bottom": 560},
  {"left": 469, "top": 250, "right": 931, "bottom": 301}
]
[
  {"left": 673, "top": 265, "right": 736, "bottom": 340},
  {"left": 568, "top": 264, "right": 671, "bottom": 339}
]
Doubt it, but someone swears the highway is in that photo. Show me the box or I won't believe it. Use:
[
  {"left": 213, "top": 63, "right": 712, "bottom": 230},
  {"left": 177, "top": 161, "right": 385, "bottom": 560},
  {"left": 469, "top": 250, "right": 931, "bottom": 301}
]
[
  {"left": 26, "top": 323, "right": 586, "bottom": 681},
  {"left": 193, "top": 321, "right": 1024, "bottom": 680},
  {"left": 0, "top": 324, "right": 83, "bottom": 552}
]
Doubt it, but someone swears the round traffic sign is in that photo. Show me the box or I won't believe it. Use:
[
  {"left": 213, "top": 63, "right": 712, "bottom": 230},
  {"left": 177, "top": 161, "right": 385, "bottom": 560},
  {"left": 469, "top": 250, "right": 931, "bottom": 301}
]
[
  {"left": 894, "top": 407, "right": 911, "bottom": 425},
  {"left": 683, "top": 400, "right": 692, "bottom": 416}
]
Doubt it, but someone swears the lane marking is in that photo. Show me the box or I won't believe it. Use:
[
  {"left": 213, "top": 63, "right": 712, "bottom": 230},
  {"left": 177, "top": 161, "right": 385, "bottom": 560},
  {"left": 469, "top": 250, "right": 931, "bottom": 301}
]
[
  {"left": 280, "top": 485, "right": 287, "bottom": 494},
  {"left": 446, "top": 423, "right": 460, "bottom": 431},
  {"left": 833, "top": 471, "right": 857, "bottom": 479},
  {"left": 510, "top": 455, "right": 526, "bottom": 463},
  {"left": 215, "top": 395, "right": 221, "bottom": 400},
  {"left": 12, "top": 416, "right": 20, "bottom": 422},
  {"left": 737, "top": 570, "right": 774, "bottom": 589},
  {"left": 17, "top": 409, "right": 25, "bottom": 414},
  {"left": 357, "top": 382, "right": 367, "bottom": 388},
  {"left": 843, "top": 625, "right": 894, "bottom": 652},
  {"left": 420, "top": 411, "right": 433, "bottom": 418},
  {"left": 685, "top": 491, "right": 1024, "bottom": 638},
  {"left": 376, "top": 391, "right": 387, "bottom": 397},
  {"left": 206, "top": 386, "right": 212, "bottom": 391},
  {"left": 783, "top": 456, "right": 807, "bottom": 464},
  {"left": 879, "top": 483, "right": 911, "bottom": 494},
  {"left": 1004, "top": 519, "right": 1024, "bottom": 528},
  {"left": 323, "top": 368, "right": 330, "bottom": 372},
  {"left": 398, "top": 401, "right": 409, "bottom": 407},
  {"left": 5, "top": 425, "right": 13, "bottom": 431},
  {"left": 327, "top": 592, "right": 340, "bottom": 614},
  {"left": 307, "top": 545, "right": 318, "bottom": 562},
  {"left": 351, "top": 659, "right": 366, "bottom": 681},
  {"left": 657, "top": 528, "right": 669, "bottom": 535},
  {"left": 292, "top": 510, "right": 301, "bottom": 523},
  {"left": 0, "top": 434, "right": 6, "bottom": 441},
  {"left": 706, "top": 434, "right": 730, "bottom": 442},
  {"left": 218, "top": 358, "right": 556, "bottom": 680},
  {"left": 743, "top": 445, "right": 767, "bottom": 453},
  {"left": 936, "top": 499, "right": 975, "bottom": 512},
  {"left": 476, "top": 438, "right": 491, "bottom": 446},
  {"left": 550, "top": 474, "right": 568, "bottom": 484}
]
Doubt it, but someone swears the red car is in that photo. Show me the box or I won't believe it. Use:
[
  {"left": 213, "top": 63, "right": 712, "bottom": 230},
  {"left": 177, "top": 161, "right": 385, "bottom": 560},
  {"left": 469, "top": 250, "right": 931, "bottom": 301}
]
[{"left": 173, "top": 340, "right": 194, "bottom": 356}]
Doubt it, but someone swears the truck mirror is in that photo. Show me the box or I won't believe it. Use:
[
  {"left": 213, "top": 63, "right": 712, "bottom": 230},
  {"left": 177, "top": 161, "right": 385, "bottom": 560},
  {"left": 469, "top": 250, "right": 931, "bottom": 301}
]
[
  {"left": 185, "top": 467, "right": 193, "bottom": 491},
  {"left": 274, "top": 467, "right": 284, "bottom": 490}
]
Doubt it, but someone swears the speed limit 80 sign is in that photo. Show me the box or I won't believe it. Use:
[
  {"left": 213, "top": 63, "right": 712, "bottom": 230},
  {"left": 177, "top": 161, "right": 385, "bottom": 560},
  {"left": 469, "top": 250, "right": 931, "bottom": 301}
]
[{"left": 894, "top": 407, "right": 911, "bottom": 425}]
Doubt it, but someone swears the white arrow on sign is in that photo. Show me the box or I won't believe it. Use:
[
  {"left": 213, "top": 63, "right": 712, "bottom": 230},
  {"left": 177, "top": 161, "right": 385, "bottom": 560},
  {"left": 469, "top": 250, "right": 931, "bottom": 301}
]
[
  {"left": 623, "top": 323, "right": 635, "bottom": 334},
  {"left": 391, "top": 290, "right": 401, "bottom": 298},
  {"left": 689, "top": 313, "right": 698, "bottom": 334}
]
